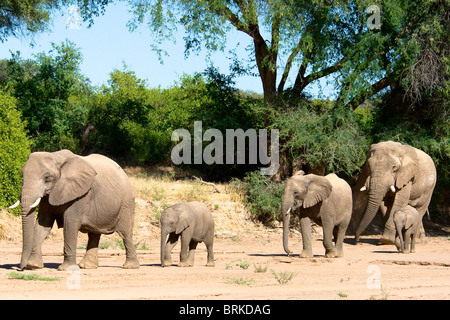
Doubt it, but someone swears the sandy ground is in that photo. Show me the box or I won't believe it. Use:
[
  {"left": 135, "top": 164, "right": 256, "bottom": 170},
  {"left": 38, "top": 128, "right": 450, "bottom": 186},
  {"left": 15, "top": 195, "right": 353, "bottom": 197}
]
[
  {"left": 1, "top": 169, "right": 449, "bottom": 301},
  {"left": 0, "top": 229, "right": 449, "bottom": 300}
]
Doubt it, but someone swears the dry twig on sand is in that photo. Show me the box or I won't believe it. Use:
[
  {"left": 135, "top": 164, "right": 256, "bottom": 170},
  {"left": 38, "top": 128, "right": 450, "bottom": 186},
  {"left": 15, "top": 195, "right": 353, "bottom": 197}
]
[{"left": 192, "top": 176, "right": 222, "bottom": 193}]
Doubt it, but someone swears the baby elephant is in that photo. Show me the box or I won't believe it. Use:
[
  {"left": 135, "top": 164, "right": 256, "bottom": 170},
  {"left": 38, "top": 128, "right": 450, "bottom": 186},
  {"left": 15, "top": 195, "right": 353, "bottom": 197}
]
[
  {"left": 160, "top": 201, "right": 215, "bottom": 267},
  {"left": 393, "top": 205, "right": 421, "bottom": 253}
]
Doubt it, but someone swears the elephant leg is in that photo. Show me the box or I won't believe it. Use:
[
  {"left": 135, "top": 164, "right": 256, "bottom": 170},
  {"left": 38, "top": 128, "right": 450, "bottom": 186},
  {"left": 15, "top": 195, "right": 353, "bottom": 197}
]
[
  {"left": 299, "top": 216, "right": 313, "bottom": 258},
  {"left": 179, "top": 233, "right": 191, "bottom": 267},
  {"left": 187, "top": 241, "right": 198, "bottom": 267},
  {"left": 333, "top": 224, "right": 346, "bottom": 258},
  {"left": 79, "top": 233, "right": 100, "bottom": 269},
  {"left": 403, "top": 229, "right": 411, "bottom": 254},
  {"left": 58, "top": 211, "right": 82, "bottom": 271},
  {"left": 415, "top": 201, "right": 431, "bottom": 244},
  {"left": 394, "top": 234, "right": 402, "bottom": 252},
  {"left": 117, "top": 199, "right": 140, "bottom": 269},
  {"left": 383, "top": 184, "right": 412, "bottom": 245},
  {"left": 117, "top": 231, "right": 140, "bottom": 269},
  {"left": 322, "top": 219, "right": 337, "bottom": 258},
  {"left": 164, "top": 233, "right": 179, "bottom": 266},
  {"left": 28, "top": 214, "right": 55, "bottom": 269},
  {"left": 379, "top": 200, "right": 396, "bottom": 245},
  {"left": 205, "top": 238, "right": 215, "bottom": 267},
  {"left": 410, "top": 229, "right": 417, "bottom": 253}
]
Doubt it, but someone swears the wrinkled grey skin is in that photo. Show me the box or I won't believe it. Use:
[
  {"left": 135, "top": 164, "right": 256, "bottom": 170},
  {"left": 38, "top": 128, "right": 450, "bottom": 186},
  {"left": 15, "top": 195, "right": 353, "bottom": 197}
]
[
  {"left": 15, "top": 150, "right": 139, "bottom": 271},
  {"left": 282, "top": 171, "right": 352, "bottom": 258},
  {"left": 351, "top": 141, "right": 436, "bottom": 245},
  {"left": 160, "top": 201, "right": 215, "bottom": 267},
  {"left": 393, "top": 205, "right": 420, "bottom": 253}
]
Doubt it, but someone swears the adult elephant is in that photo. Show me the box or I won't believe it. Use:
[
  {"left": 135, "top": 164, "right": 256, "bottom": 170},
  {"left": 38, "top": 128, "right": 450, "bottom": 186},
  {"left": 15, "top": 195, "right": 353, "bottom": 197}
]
[
  {"left": 351, "top": 141, "right": 436, "bottom": 244},
  {"left": 282, "top": 171, "right": 352, "bottom": 258},
  {"left": 9, "top": 149, "right": 140, "bottom": 271}
]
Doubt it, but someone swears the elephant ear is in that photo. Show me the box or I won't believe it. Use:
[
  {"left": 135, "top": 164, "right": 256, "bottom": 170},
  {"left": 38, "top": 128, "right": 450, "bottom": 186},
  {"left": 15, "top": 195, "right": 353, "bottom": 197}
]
[
  {"left": 303, "top": 176, "right": 332, "bottom": 208},
  {"left": 176, "top": 207, "right": 194, "bottom": 234},
  {"left": 404, "top": 213, "right": 414, "bottom": 230},
  {"left": 49, "top": 157, "right": 97, "bottom": 206},
  {"left": 396, "top": 146, "right": 419, "bottom": 190},
  {"left": 404, "top": 207, "right": 419, "bottom": 229}
]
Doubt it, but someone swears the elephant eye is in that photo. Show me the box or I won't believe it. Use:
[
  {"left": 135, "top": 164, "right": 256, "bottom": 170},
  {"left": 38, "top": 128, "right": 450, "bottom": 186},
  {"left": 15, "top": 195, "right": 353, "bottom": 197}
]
[
  {"left": 44, "top": 174, "right": 53, "bottom": 182},
  {"left": 392, "top": 165, "right": 399, "bottom": 172}
]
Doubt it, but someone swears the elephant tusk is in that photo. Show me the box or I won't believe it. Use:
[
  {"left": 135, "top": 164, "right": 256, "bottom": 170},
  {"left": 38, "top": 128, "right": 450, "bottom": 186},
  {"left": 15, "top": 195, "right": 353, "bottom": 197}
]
[
  {"left": 390, "top": 185, "right": 396, "bottom": 193},
  {"left": 8, "top": 200, "right": 20, "bottom": 209},
  {"left": 30, "top": 198, "right": 41, "bottom": 208},
  {"left": 286, "top": 207, "right": 291, "bottom": 214},
  {"left": 360, "top": 186, "right": 367, "bottom": 191}
]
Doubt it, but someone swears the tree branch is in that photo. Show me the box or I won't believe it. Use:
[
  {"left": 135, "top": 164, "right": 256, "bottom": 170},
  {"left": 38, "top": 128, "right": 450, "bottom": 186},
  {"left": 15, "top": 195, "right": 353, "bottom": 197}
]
[
  {"left": 347, "top": 77, "right": 391, "bottom": 110},
  {"left": 277, "top": 23, "right": 314, "bottom": 94},
  {"left": 292, "top": 57, "right": 346, "bottom": 94}
]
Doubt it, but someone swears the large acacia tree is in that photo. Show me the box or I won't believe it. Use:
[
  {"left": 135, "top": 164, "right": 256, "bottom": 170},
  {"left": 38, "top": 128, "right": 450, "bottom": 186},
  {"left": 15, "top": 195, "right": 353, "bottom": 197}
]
[{"left": 128, "top": 0, "right": 448, "bottom": 106}]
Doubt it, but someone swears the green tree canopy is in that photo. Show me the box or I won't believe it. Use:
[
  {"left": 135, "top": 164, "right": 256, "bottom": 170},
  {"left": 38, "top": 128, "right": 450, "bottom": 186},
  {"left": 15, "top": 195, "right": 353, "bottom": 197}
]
[
  {"left": 0, "top": 0, "right": 110, "bottom": 42},
  {"left": 128, "top": 0, "right": 448, "bottom": 107},
  {"left": 1, "top": 40, "right": 93, "bottom": 151},
  {"left": 0, "top": 87, "right": 31, "bottom": 210}
]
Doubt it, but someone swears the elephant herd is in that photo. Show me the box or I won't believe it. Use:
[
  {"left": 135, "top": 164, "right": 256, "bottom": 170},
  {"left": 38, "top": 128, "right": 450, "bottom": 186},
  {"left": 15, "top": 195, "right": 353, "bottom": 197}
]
[{"left": 7, "top": 140, "right": 436, "bottom": 270}]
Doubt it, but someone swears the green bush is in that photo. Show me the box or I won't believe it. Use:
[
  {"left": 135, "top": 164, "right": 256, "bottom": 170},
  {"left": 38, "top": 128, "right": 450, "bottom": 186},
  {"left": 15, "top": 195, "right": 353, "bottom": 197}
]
[
  {"left": 2, "top": 42, "right": 92, "bottom": 153},
  {"left": 236, "top": 170, "right": 284, "bottom": 223},
  {"left": 274, "top": 102, "right": 370, "bottom": 177},
  {"left": 0, "top": 87, "right": 31, "bottom": 211}
]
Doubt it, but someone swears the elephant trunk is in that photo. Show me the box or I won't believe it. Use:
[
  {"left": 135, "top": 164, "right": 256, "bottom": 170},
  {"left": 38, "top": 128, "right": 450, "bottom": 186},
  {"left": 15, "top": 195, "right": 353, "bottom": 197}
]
[
  {"left": 19, "top": 190, "right": 40, "bottom": 269},
  {"left": 160, "top": 229, "right": 169, "bottom": 267},
  {"left": 355, "top": 176, "right": 387, "bottom": 242},
  {"left": 281, "top": 193, "right": 294, "bottom": 256}
]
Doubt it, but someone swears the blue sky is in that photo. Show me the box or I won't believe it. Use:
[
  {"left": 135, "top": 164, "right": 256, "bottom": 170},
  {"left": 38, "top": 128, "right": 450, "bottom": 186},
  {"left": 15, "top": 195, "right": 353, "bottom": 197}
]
[{"left": 0, "top": 2, "right": 334, "bottom": 96}]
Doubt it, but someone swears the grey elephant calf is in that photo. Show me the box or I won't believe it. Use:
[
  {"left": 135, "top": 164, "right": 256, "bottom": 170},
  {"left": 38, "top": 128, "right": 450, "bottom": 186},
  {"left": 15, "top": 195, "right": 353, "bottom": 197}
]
[
  {"left": 393, "top": 205, "right": 421, "bottom": 253},
  {"left": 160, "top": 201, "right": 215, "bottom": 267}
]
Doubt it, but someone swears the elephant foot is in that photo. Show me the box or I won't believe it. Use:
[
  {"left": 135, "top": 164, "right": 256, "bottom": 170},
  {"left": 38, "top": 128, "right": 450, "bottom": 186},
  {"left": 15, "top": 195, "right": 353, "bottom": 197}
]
[
  {"left": 123, "top": 259, "right": 140, "bottom": 269},
  {"left": 26, "top": 262, "right": 43, "bottom": 269},
  {"left": 206, "top": 261, "right": 215, "bottom": 267},
  {"left": 300, "top": 251, "right": 313, "bottom": 258},
  {"left": 162, "top": 260, "right": 172, "bottom": 267},
  {"left": 325, "top": 249, "right": 338, "bottom": 258},
  {"left": 57, "top": 261, "right": 77, "bottom": 271},
  {"left": 79, "top": 258, "right": 98, "bottom": 269},
  {"left": 379, "top": 237, "right": 394, "bottom": 245},
  {"left": 178, "top": 261, "right": 189, "bottom": 267},
  {"left": 26, "top": 257, "right": 44, "bottom": 269},
  {"left": 379, "top": 229, "right": 396, "bottom": 245}
]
